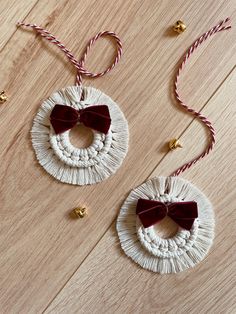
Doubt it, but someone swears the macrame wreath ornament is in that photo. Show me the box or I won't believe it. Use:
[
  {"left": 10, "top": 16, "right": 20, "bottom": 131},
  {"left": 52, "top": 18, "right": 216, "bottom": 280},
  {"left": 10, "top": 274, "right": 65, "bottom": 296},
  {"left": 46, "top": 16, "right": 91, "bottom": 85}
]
[
  {"left": 31, "top": 86, "right": 128, "bottom": 185},
  {"left": 18, "top": 23, "right": 129, "bottom": 185},
  {"left": 117, "top": 18, "right": 231, "bottom": 274},
  {"left": 117, "top": 176, "right": 214, "bottom": 273}
]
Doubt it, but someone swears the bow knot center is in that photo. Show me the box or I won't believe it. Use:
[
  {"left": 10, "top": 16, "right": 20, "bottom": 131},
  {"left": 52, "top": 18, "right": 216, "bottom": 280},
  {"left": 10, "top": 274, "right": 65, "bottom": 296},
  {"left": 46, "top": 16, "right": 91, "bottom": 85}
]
[
  {"left": 136, "top": 198, "right": 198, "bottom": 230},
  {"left": 50, "top": 104, "right": 111, "bottom": 135}
]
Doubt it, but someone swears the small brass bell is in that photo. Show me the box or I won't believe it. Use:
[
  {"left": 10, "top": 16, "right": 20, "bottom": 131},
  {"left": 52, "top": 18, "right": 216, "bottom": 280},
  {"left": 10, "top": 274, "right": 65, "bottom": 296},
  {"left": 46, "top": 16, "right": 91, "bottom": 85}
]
[
  {"left": 73, "top": 207, "right": 87, "bottom": 218},
  {"left": 169, "top": 138, "right": 182, "bottom": 150},
  {"left": 173, "top": 21, "right": 186, "bottom": 34},
  {"left": 0, "top": 91, "right": 7, "bottom": 103}
]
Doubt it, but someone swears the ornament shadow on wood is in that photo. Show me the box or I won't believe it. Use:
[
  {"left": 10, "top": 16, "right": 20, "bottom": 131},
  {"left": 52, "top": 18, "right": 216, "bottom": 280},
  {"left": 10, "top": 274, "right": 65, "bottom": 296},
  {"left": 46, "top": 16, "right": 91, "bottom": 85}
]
[
  {"left": 17, "top": 23, "right": 129, "bottom": 185},
  {"left": 117, "top": 18, "right": 231, "bottom": 274}
]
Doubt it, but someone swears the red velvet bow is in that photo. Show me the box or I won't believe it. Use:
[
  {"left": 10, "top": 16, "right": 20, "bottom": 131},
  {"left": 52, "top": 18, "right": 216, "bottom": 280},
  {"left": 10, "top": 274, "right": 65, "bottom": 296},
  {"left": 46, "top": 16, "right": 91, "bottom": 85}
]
[
  {"left": 136, "top": 198, "right": 198, "bottom": 230},
  {"left": 50, "top": 104, "right": 111, "bottom": 134}
]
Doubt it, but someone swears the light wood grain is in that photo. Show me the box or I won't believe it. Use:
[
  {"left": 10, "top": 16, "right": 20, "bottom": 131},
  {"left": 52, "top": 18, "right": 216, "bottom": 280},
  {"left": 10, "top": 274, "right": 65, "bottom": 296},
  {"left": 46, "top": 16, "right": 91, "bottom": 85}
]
[
  {"left": 0, "top": 0, "right": 37, "bottom": 51},
  {"left": 0, "top": 0, "right": 235, "bottom": 312},
  {"left": 45, "top": 70, "right": 236, "bottom": 314}
]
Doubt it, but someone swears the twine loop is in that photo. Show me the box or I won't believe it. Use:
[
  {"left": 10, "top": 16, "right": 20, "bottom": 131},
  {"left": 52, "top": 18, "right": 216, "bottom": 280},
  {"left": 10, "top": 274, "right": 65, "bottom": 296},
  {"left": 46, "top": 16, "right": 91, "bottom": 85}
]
[{"left": 17, "top": 22, "right": 122, "bottom": 86}]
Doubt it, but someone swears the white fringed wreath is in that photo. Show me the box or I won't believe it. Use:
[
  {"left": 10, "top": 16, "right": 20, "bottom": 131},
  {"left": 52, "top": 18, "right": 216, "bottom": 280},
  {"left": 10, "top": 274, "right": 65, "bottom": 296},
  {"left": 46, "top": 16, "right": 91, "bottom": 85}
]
[
  {"left": 31, "top": 86, "right": 129, "bottom": 185},
  {"left": 117, "top": 176, "right": 214, "bottom": 273}
]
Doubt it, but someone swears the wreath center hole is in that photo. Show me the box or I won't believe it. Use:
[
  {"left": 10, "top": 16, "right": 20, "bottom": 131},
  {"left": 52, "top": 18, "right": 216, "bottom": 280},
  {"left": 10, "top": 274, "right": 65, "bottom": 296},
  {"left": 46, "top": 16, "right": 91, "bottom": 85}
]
[
  {"left": 69, "top": 124, "right": 94, "bottom": 148},
  {"left": 153, "top": 216, "right": 179, "bottom": 239}
]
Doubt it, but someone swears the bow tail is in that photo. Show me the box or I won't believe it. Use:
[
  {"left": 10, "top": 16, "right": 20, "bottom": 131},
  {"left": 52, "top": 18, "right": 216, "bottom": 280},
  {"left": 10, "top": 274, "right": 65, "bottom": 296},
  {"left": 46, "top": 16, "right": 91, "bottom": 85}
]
[
  {"left": 168, "top": 201, "right": 198, "bottom": 230},
  {"left": 170, "top": 217, "right": 196, "bottom": 230},
  {"left": 79, "top": 105, "right": 111, "bottom": 134},
  {"left": 50, "top": 104, "right": 79, "bottom": 134},
  {"left": 136, "top": 199, "right": 167, "bottom": 228}
]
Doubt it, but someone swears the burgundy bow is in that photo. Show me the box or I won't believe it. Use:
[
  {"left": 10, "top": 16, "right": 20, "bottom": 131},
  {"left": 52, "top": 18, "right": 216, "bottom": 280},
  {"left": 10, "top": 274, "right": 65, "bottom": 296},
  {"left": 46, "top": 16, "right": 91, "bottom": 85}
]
[
  {"left": 136, "top": 198, "right": 198, "bottom": 230},
  {"left": 50, "top": 104, "right": 111, "bottom": 135}
]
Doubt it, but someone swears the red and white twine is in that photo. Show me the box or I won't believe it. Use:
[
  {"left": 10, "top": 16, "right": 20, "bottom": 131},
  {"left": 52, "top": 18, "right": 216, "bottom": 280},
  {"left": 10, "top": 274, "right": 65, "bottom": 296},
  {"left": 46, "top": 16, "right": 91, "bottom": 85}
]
[
  {"left": 17, "top": 22, "right": 122, "bottom": 86},
  {"left": 172, "top": 17, "right": 231, "bottom": 176}
]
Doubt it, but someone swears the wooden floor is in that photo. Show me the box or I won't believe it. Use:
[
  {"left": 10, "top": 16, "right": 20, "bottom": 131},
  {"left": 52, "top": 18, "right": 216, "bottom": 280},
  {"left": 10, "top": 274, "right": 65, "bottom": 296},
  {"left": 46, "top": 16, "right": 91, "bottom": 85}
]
[{"left": 0, "top": 0, "right": 235, "bottom": 313}]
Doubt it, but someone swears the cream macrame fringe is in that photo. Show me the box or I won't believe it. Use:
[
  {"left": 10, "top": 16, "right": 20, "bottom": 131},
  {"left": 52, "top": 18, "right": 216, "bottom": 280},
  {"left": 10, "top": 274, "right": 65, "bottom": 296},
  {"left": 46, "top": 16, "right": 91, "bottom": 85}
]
[
  {"left": 31, "top": 86, "right": 129, "bottom": 185},
  {"left": 117, "top": 176, "right": 214, "bottom": 274}
]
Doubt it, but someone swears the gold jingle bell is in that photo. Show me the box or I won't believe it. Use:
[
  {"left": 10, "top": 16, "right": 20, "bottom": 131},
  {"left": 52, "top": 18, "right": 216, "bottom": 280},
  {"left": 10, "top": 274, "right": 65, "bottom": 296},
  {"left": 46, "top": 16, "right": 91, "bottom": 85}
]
[
  {"left": 0, "top": 91, "right": 7, "bottom": 103},
  {"left": 73, "top": 207, "right": 87, "bottom": 218},
  {"left": 169, "top": 138, "right": 182, "bottom": 150},
  {"left": 173, "top": 21, "right": 186, "bottom": 34}
]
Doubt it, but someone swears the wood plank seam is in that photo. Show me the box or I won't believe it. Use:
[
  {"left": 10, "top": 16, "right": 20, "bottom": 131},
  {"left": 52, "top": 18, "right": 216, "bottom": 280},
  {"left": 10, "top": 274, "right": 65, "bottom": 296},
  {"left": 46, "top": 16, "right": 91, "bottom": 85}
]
[{"left": 0, "top": 0, "right": 40, "bottom": 54}]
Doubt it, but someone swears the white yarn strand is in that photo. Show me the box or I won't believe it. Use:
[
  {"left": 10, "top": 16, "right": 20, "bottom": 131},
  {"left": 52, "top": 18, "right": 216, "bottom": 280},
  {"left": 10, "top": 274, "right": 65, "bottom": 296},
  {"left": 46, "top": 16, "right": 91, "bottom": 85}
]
[
  {"left": 31, "top": 86, "right": 129, "bottom": 185},
  {"left": 116, "top": 177, "right": 214, "bottom": 274}
]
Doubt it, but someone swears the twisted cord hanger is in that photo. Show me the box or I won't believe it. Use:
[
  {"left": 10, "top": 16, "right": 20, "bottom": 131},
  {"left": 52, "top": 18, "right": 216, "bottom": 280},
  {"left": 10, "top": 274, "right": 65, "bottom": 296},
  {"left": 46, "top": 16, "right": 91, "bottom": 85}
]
[
  {"left": 172, "top": 17, "right": 231, "bottom": 176},
  {"left": 17, "top": 22, "right": 122, "bottom": 86}
]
